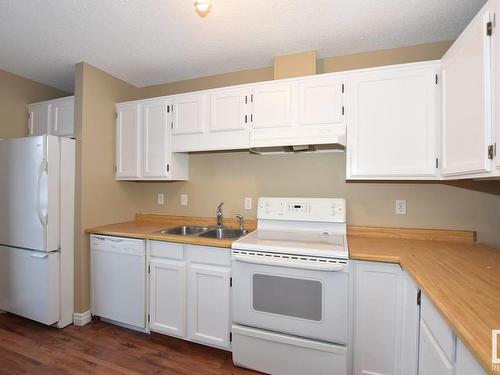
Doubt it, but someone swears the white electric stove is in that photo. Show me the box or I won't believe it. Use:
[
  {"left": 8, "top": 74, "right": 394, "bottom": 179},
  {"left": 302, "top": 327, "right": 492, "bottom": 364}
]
[{"left": 231, "top": 197, "right": 350, "bottom": 375}]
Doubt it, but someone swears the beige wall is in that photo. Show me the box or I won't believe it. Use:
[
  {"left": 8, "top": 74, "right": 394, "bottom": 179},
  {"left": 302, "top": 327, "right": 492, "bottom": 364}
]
[
  {"left": 0, "top": 69, "right": 68, "bottom": 138},
  {"left": 73, "top": 41, "right": 499, "bottom": 313},
  {"left": 74, "top": 63, "right": 143, "bottom": 312}
]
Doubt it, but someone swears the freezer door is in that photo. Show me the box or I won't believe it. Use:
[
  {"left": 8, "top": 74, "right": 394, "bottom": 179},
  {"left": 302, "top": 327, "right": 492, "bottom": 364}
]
[
  {"left": 0, "top": 136, "right": 60, "bottom": 251},
  {"left": 0, "top": 246, "right": 60, "bottom": 325}
]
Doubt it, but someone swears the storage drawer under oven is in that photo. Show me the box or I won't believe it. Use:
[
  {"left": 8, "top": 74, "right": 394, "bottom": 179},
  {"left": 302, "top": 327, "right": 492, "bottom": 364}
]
[{"left": 232, "top": 251, "right": 349, "bottom": 344}]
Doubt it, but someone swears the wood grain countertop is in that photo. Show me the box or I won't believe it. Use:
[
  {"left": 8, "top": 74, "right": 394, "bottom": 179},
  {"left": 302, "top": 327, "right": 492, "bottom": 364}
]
[
  {"left": 85, "top": 213, "right": 257, "bottom": 249},
  {"left": 86, "top": 215, "right": 499, "bottom": 373},
  {"left": 348, "top": 227, "right": 499, "bottom": 375}
]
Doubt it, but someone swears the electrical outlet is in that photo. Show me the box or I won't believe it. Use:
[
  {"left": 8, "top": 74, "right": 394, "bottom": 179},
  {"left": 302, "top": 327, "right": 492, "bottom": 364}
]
[
  {"left": 245, "top": 197, "right": 252, "bottom": 210},
  {"left": 181, "top": 194, "right": 188, "bottom": 206},
  {"left": 396, "top": 200, "right": 406, "bottom": 215},
  {"left": 157, "top": 193, "right": 164, "bottom": 205}
]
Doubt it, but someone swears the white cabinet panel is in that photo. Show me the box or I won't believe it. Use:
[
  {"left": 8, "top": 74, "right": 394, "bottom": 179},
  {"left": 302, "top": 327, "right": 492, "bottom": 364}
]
[
  {"left": 419, "top": 322, "right": 454, "bottom": 375},
  {"left": 187, "top": 263, "right": 231, "bottom": 349},
  {"left": 50, "top": 97, "right": 74, "bottom": 137},
  {"left": 353, "top": 261, "right": 403, "bottom": 375},
  {"left": 442, "top": 9, "right": 493, "bottom": 176},
  {"left": 401, "top": 272, "right": 420, "bottom": 375},
  {"left": 209, "top": 88, "right": 248, "bottom": 132},
  {"left": 347, "top": 64, "right": 439, "bottom": 179},
  {"left": 251, "top": 83, "right": 291, "bottom": 129},
  {"left": 172, "top": 94, "right": 206, "bottom": 135},
  {"left": 116, "top": 103, "right": 141, "bottom": 179},
  {"left": 298, "top": 77, "right": 343, "bottom": 126},
  {"left": 142, "top": 100, "right": 169, "bottom": 178},
  {"left": 456, "top": 338, "right": 487, "bottom": 375},
  {"left": 28, "top": 102, "right": 50, "bottom": 136},
  {"left": 149, "top": 258, "right": 186, "bottom": 338}
]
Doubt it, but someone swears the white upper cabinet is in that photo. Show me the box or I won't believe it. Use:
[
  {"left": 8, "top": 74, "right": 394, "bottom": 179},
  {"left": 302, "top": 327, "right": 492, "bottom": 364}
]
[
  {"left": 209, "top": 88, "right": 248, "bottom": 132},
  {"left": 250, "top": 83, "right": 292, "bottom": 129},
  {"left": 50, "top": 97, "right": 74, "bottom": 137},
  {"left": 346, "top": 63, "right": 440, "bottom": 179},
  {"left": 115, "top": 99, "right": 188, "bottom": 181},
  {"left": 28, "top": 96, "right": 75, "bottom": 138},
  {"left": 172, "top": 93, "right": 206, "bottom": 135},
  {"left": 28, "top": 102, "right": 50, "bottom": 136},
  {"left": 297, "top": 76, "right": 344, "bottom": 126},
  {"left": 441, "top": 4, "right": 495, "bottom": 177},
  {"left": 142, "top": 99, "right": 170, "bottom": 178},
  {"left": 116, "top": 102, "right": 141, "bottom": 179}
]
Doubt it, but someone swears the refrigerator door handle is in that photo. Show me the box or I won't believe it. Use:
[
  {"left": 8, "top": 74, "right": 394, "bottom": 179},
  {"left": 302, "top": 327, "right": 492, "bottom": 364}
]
[
  {"left": 29, "top": 252, "right": 49, "bottom": 259},
  {"left": 36, "top": 159, "right": 48, "bottom": 226}
]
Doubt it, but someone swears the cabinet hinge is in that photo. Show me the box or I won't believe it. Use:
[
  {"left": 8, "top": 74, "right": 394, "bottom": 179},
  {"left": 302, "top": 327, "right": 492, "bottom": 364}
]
[
  {"left": 245, "top": 95, "right": 248, "bottom": 104},
  {"left": 250, "top": 94, "right": 253, "bottom": 103},
  {"left": 417, "top": 290, "right": 421, "bottom": 306},
  {"left": 488, "top": 144, "right": 495, "bottom": 160},
  {"left": 167, "top": 105, "right": 170, "bottom": 113},
  {"left": 230, "top": 332, "right": 232, "bottom": 342},
  {"left": 244, "top": 115, "right": 248, "bottom": 124},
  {"left": 148, "top": 265, "right": 150, "bottom": 274},
  {"left": 250, "top": 114, "right": 253, "bottom": 122},
  {"left": 115, "top": 112, "right": 118, "bottom": 119},
  {"left": 171, "top": 123, "right": 173, "bottom": 129},
  {"left": 166, "top": 164, "right": 170, "bottom": 172},
  {"left": 148, "top": 314, "right": 150, "bottom": 322},
  {"left": 115, "top": 165, "right": 117, "bottom": 172},
  {"left": 230, "top": 277, "right": 232, "bottom": 287},
  {"left": 341, "top": 83, "right": 344, "bottom": 93},
  {"left": 435, "top": 74, "right": 438, "bottom": 85},
  {"left": 342, "top": 106, "right": 345, "bottom": 116},
  {"left": 487, "top": 21, "right": 493, "bottom": 36},
  {"left": 435, "top": 158, "right": 439, "bottom": 169}
]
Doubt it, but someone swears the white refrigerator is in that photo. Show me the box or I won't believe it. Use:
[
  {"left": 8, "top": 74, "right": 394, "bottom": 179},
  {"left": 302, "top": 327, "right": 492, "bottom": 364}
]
[{"left": 0, "top": 135, "right": 75, "bottom": 327}]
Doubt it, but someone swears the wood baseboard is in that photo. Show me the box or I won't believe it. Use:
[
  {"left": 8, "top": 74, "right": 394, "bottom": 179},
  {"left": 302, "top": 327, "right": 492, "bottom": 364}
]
[{"left": 73, "top": 311, "right": 92, "bottom": 326}]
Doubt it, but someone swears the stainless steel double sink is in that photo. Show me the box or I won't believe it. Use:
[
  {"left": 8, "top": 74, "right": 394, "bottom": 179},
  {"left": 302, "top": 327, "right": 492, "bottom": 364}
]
[{"left": 155, "top": 225, "right": 248, "bottom": 239}]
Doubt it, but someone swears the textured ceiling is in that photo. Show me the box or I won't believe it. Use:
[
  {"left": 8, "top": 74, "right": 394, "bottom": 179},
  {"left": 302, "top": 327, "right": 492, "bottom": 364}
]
[{"left": 0, "top": 0, "right": 487, "bottom": 91}]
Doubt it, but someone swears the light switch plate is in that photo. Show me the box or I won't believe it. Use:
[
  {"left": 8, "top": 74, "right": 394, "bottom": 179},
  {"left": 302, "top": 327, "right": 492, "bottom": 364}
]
[
  {"left": 157, "top": 193, "right": 164, "bottom": 205},
  {"left": 396, "top": 199, "right": 406, "bottom": 215},
  {"left": 245, "top": 197, "right": 252, "bottom": 210},
  {"left": 181, "top": 194, "right": 188, "bottom": 206}
]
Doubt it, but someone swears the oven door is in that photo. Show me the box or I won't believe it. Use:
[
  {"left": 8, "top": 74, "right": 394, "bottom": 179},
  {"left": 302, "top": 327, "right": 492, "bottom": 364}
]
[{"left": 232, "top": 251, "right": 349, "bottom": 344}]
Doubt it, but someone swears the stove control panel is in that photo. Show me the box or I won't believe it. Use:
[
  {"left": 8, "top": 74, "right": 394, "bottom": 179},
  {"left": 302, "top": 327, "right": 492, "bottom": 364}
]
[{"left": 257, "top": 197, "right": 346, "bottom": 223}]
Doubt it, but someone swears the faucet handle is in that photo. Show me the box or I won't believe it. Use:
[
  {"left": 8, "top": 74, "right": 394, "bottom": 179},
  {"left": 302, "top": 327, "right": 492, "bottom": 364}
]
[
  {"left": 236, "top": 214, "right": 244, "bottom": 230},
  {"left": 217, "top": 202, "right": 224, "bottom": 211}
]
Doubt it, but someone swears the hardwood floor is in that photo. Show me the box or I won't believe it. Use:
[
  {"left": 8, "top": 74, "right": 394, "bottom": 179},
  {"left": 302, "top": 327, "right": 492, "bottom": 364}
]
[{"left": 0, "top": 313, "right": 258, "bottom": 374}]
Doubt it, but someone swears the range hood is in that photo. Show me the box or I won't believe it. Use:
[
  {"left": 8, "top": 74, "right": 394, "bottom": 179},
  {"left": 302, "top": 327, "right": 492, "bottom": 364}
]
[{"left": 249, "top": 124, "right": 346, "bottom": 155}]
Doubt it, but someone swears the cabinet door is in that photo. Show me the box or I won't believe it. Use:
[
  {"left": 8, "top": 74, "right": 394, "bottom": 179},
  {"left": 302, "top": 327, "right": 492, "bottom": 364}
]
[
  {"left": 50, "top": 98, "right": 74, "bottom": 137},
  {"left": 187, "top": 263, "right": 231, "bottom": 349},
  {"left": 116, "top": 103, "right": 141, "bottom": 179},
  {"left": 347, "top": 65, "right": 439, "bottom": 179},
  {"left": 400, "top": 272, "right": 420, "bottom": 375},
  {"left": 298, "top": 77, "right": 343, "bottom": 126},
  {"left": 456, "top": 337, "right": 487, "bottom": 375},
  {"left": 149, "top": 258, "right": 187, "bottom": 338},
  {"left": 172, "top": 94, "right": 206, "bottom": 135},
  {"left": 142, "top": 100, "right": 169, "bottom": 178},
  {"left": 442, "top": 9, "right": 493, "bottom": 176},
  {"left": 419, "top": 322, "right": 454, "bottom": 375},
  {"left": 353, "top": 261, "right": 403, "bottom": 375},
  {"left": 209, "top": 88, "right": 248, "bottom": 132},
  {"left": 28, "top": 102, "right": 50, "bottom": 136},
  {"left": 251, "top": 83, "right": 291, "bottom": 129}
]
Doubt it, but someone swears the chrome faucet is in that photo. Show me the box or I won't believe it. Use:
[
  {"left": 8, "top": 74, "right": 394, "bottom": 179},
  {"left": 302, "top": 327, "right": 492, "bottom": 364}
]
[
  {"left": 216, "top": 202, "right": 224, "bottom": 229},
  {"left": 236, "top": 214, "right": 245, "bottom": 231}
]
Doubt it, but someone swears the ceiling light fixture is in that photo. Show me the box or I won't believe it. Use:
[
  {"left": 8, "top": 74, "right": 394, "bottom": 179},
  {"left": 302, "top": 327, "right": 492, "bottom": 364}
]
[{"left": 194, "top": 0, "right": 212, "bottom": 13}]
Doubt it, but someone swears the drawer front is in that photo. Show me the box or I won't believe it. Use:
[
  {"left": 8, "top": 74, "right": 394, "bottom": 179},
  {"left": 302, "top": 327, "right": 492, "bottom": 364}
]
[
  {"left": 421, "top": 293, "right": 456, "bottom": 362},
  {"left": 185, "top": 245, "right": 230, "bottom": 266},
  {"left": 149, "top": 241, "right": 184, "bottom": 260}
]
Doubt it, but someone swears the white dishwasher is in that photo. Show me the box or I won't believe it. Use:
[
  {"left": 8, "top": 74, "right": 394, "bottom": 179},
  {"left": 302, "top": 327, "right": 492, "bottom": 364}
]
[{"left": 91, "top": 235, "right": 146, "bottom": 330}]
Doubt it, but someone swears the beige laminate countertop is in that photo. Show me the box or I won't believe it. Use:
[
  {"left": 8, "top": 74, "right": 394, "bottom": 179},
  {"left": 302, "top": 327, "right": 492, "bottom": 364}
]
[{"left": 86, "top": 215, "right": 499, "bottom": 374}]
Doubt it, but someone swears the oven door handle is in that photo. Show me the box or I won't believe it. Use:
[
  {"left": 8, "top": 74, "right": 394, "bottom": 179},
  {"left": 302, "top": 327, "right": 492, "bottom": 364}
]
[{"left": 232, "top": 254, "right": 345, "bottom": 272}]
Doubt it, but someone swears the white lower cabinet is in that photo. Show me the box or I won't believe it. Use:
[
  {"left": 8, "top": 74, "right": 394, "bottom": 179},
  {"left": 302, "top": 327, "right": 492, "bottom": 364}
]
[
  {"left": 419, "top": 321, "right": 454, "bottom": 375},
  {"left": 148, "top": 241, "right": 231, "bottom": 350},
  {"left": 353, "top": 261, "right": 415, "bottom": 375},
  {"left": 187, "top": 263, "right": 231, "bottom": 349},
  {"left": 149, "top": 258, "right": 187, "bottom": 337}
]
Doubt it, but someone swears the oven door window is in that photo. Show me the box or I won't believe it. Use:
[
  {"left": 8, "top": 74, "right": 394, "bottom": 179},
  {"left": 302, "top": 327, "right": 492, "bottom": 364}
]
[{"left": 252, "top": 273, "right": 323, "bottom": 321}]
